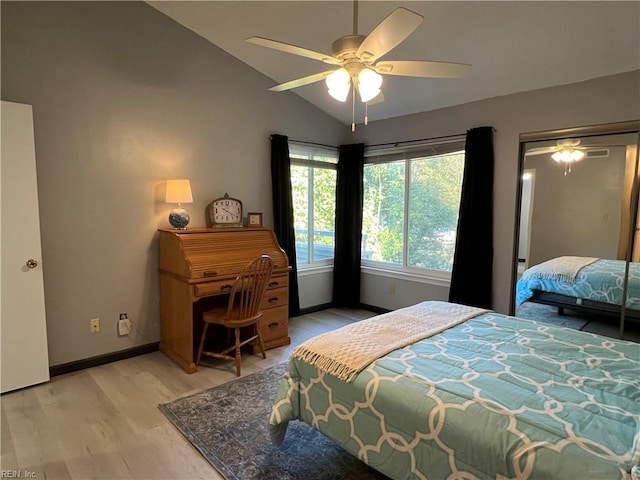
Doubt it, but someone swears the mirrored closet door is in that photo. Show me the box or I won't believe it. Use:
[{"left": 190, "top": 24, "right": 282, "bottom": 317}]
[{"left": 512, "top": 121, "right": 640, "bottom": 338}]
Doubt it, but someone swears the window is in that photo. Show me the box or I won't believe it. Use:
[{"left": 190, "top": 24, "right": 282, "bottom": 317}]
[
  {"left": 290, "top": 143, "right": 338, "bottom": 268},
  {"left": 362, "top": 138, "right": 465, "bottom": 277}
]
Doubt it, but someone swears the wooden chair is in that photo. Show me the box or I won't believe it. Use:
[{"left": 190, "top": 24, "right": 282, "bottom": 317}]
[{"left": 196, "top": 255, "right": 273, "bottom": 376}]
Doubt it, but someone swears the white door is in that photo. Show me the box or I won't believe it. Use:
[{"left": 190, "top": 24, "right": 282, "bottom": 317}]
[{"left": 1, "top": 101, "right": 50, "bottom": 393}]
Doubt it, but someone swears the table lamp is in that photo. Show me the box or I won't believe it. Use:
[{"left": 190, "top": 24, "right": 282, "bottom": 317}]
[{"left": 166, "top": 179, "right": 193, "bottom": 229}]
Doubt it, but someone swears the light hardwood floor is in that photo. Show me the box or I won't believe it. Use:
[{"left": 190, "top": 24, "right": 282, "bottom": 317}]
[{"left": 0, "top": 308, "right": 376, "bottom": 480}]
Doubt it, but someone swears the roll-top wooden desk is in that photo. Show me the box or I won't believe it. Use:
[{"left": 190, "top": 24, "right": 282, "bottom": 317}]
[{"left": 158, "top": 227, "right": 291, "bottom": 373}]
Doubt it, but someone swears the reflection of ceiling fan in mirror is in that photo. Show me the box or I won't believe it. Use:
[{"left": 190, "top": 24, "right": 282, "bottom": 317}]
[
  {"left": 525, "top": 139, "right": 611, "bottom": 175},
  {"left": 246, "top": 0, "right": 471, "bottom": 130}
]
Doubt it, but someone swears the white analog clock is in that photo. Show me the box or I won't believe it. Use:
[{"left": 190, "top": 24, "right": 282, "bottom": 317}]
[{"left": 209, "top": 193, "right": 243, "bottom": 227}]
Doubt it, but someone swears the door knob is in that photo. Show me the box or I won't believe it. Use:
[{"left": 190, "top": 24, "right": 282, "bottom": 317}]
[{"left": 26, "top": 259, "right": 38, "bottom": 269}]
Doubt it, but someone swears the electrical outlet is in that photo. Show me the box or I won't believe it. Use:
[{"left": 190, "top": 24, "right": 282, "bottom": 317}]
[
  {"left": 90, "top": 318, "right": 100, "bottom": 333},
  {"left": 388, "top": 283, "right": 396, "bottom": 294}
]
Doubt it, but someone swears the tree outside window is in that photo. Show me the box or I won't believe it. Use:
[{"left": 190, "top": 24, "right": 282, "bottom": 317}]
[
  {"left": 363, "top": 142, "right": 465, "bottom": 275},
  {"left": 290, "top": 144, "right": 338, "bottom": 267},
  {"left": 290, "top": 140, "right": 464, "bottom": 276}
]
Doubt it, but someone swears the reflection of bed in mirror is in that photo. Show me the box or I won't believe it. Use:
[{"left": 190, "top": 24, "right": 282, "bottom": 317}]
[
  {"left": 514, "top": 123, "right": 640, "bottom": 334},
  {"left": 516, "top": 256, "right": 640, "bottom": 320}
]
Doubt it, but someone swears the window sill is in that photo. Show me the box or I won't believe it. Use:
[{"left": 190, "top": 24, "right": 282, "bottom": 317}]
[
  {"left": 295, "top": 264, "right": 451, "bottom": 288},
  {"left": 361, "top": 265, "right": 451, "bottom": 288},
  {"left": 296, "top": 264, "right": 334, "bottom": 276}
]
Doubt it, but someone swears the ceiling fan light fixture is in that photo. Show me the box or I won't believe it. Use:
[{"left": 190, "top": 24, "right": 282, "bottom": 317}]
[
  {"left": 357, "top": 68, "right": 383, "bottom": 103},
  {"left": 326, "top": 68, "right": 351, "bottom": 102},
  {"left": 552, "top": 148, "right": 585, "bottom": 163},
  {"left": 247, "top": 4, "right": 469, "bottom": 129}
]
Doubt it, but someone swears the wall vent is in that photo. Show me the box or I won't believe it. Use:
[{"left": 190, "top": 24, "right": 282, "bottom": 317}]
[{"left": 585, "top": 148, "right": 610, "bottom": 158}]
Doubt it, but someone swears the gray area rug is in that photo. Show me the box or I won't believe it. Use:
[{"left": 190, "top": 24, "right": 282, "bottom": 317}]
[{"left": 159, "top": 363, "right": 388, "bottom": 480}]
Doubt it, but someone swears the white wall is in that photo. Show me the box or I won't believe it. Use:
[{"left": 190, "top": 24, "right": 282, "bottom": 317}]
[{"left": 298, "top": 269, "right": 333, "bottom": 310}]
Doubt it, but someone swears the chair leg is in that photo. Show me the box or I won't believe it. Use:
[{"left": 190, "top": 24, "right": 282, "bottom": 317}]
[
  {"left": 196, "top": 323, "right": 209, "bottom": 365},
  {"left": 256, "top": 325, "right": 266, "bottom": 359},
  {"left": 234, "top": 327, "right": 242, "bottom": 377}
]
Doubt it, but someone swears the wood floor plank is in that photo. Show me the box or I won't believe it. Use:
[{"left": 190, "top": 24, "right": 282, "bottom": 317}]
[
  {"left": 0, "top": 308, "right": 373, "bottom": 479},
  {"left": 0, "top": 403, "right": 17, "bottom": 468},
  {"left": 88, "top": 365, "right": 177, "bottom": 430},
  {"left": 2, "top": 385, "right": 72, "bottom": 478}
]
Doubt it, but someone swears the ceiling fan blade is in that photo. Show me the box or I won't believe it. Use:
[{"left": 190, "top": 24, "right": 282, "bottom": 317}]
[
  {"left": 374, "top": 60, "right": 471, "bottom": 78},
  {"left": 356, "top": 7, "right": 423, "bottom": 63},
  {"left": 577, "top": 145, "right": 622, "bottom": 150},
  {"left": 268, "top": 70, "right": 336, "bottom": 92},
  {"left": 524, "top": 147, "right": 557, "bottom": 156},
  {"left": 246, "top": 36, "right": 341, "bottom": 65}
]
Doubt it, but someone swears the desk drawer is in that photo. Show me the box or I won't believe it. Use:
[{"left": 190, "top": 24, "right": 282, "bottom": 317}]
[
  {"left": 259, "top": 305, "right": 288, "bottom": 342},
  {"left": 195, "top": 272, "right": 288, "bottom": 298},
  {"left": 194, "top": 279, "right": 235, "bottom": 297},
  {"left": 261, "top": 287, "right": 288, "bottom": 310},
  {"left": 266, "top": 273, "right": 288, "bottom": 290}
]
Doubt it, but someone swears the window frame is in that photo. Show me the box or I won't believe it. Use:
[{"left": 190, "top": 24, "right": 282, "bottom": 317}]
[
  {"left": 361, "top": 136, "right": 466, "bottom": 281},
  {"left": 289, "top": 142, "right": 338, "bottom": 271}
]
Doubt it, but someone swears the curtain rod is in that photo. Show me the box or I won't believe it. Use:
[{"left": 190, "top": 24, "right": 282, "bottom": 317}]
[
  {"left": 289, "top": 134, "right": 463, "bottom": 150},
  {"left": 289, "top": 139, "right": 338, "bottom": 149},
  {"left": 366, "top": 132, "right": 467, "bottom": 149},
  {"left": 290, "top": 127, "right": 496, "bottom": 150}
]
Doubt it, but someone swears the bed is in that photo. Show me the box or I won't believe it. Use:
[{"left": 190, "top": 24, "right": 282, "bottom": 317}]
[
  {"left": 516, "top": 256, "right": 640, "bottom": 319},
  {"left": 269, "top": 301, "right": 640, "bottom": 480}
]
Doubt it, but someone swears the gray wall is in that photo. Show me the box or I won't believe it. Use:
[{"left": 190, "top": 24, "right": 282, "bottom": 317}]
[
  {"left": 1, "top": 1, "right": 348, "bottom": 366},
  {"left": 3, "top": 1, "right": 640, "bottom": 366},
  {"left": 354, "top": 70, "right": 640, "bottom": 313},
  {"left": 526, "top": 146, "right": 626, "bottom": 266}
]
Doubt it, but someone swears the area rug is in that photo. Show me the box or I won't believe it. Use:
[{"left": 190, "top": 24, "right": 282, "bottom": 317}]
[{"left": 159, "top": 363, "right": 388, "bottom": 480}]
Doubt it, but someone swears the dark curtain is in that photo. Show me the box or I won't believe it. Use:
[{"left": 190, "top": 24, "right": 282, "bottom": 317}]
[
  {"left": 332, "top": 143, "right": 365, "bottom": 307},
  {"left": 448, "top": 126, "right": 494, "bottom": 309},
  {"left": 270, "top": 134, "right": 301, "bottom": 316}
]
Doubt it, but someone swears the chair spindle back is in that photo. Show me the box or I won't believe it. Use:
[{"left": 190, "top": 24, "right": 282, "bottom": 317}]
[{"left": 227, "top": 255, "right": 273, "bottom": 320}]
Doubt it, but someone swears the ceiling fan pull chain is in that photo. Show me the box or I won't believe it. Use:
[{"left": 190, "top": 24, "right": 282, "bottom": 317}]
[
  {"left": 364, "top": 102, "right": 369, "bottom": 126},
  {"left": 352, "top": 83, "right": 357, "bottom": 132}
]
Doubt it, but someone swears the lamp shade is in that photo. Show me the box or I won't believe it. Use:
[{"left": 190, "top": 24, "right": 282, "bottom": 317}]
[
  {"left": 357, "top": 68, "right": 382, "bottom": 103},
  {"left": 165, "top": 179, "right": 193, "bottom": 204},
  {"left": 326, "top": 68, "right": 351, "bottom": 102}
]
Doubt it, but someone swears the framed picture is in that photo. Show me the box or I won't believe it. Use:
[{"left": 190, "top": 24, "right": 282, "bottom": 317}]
[{"left": 247, "top": 212, "right": 263, "bottom": 227}]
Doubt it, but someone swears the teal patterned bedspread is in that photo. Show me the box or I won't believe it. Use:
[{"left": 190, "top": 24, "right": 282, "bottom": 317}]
[
  {"left": 269, "top": 311, "right": 640, "bottom": 479},
  {"left": 516, "top": 259, "right": 640, "bottom": 311}
]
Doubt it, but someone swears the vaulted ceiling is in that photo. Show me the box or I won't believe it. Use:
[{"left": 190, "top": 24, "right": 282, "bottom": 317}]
[{"left": 149, "top": 1, "right": 640, "bottom": 126}]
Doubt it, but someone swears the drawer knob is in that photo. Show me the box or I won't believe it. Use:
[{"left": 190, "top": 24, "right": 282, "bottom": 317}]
[
  {"left": 268, "top": 297, "right": 278, "bottom": 304},
  {"left": 220, "top": 284, "right": 233, "bottom": 292},
  {"left": 268, "top": 281, "right": 279, "bottom": 288},
  {"left": 268, "top": 322, "right": 279, "bottom": 329}
]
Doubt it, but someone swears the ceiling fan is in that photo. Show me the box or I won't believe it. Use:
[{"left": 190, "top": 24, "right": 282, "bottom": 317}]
[
  {"left": 525, "top": 139, "right": 610, "bottom": 175},
  {"left": 246, "top": 1, "right": 471, "bottom": 130},
  {"left": 525, "top": 139, "right": 589, "bottom": 157}
]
